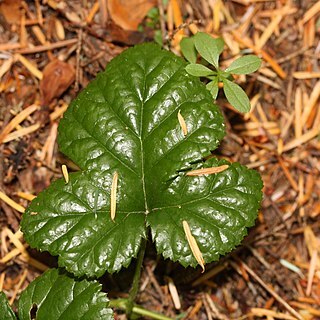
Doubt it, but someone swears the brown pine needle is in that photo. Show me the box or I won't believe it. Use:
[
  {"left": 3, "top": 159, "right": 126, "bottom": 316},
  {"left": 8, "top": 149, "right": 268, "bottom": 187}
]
[
  {"left": 283, "top": 127, "right": 320, "bottom": 152},
  {"left": 50, "top": 103, "right": 68, "bottom": 121},
  {"left": 306, "top": 249, "right": 318, "bottom": 296},
  {"left": 86, "top": 1, "right": 100, "bottom": 23},
  {"left": 16, "top": 191, "right": 36, "bottom": 201},
  {"left": 251, "top": 308, "right": 297, "bottom": 320},
  {"left": 186, "top": 165, "right": 229, "bottom": 176},
  {"left": 0, "top": 191, "right": 25, "bottom": 213},
  {"left": 0, "top": 104, "right": 39, "bottom": 144},
  {"left": 256, "top": 14, "right": 283, "bottom": 49},
  {"left": 293, "top": 71, "right": 320, "bottom": 79},
  {"left": 9, "top": 269, "right": 28, "bottom": 305},
  {"left": 14, "top": 53, "right": 43, "bottom": 79},
  {"left": 301, "top": 1, "right": 320, "bottom": 24},
  {"left": 61, "top": 164, "right": 69, "bottom": 184},
  {"left": 0, "top": 247, "right": 27, "bottom": 264},
  {"left": 6, "top": 228, "right": 29, "bottom": 259},
  {"left": 178, "top": 110, "right": 188, "bottom": 136},
  {"left": 3, "top": 123, "right": 40, "bottom": 143},
  {"left": 166, "top": 276, "right": 181, "bottom": 309},
  {"left": 0, "top": 272, "right": 5, "bottom": 291},
  {"left": 182, "top": 220, "right": 205, "bottom": 272},
  {"left": 110, "top": 171, "right": 118, "bottom": 221}
]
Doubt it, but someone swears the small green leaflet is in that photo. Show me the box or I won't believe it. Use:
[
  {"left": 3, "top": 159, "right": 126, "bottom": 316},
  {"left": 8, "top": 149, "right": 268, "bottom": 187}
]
[
  {"left": 222, "top": 78, "right": 250, "bottom": 113},
  {"left": 185, "top": 64, "right": 215, "bottom": 77},
  {"left": 180, "top": 36, "right": 197, "bottom": 63},
  {"left": 225, "top": 55, "right": 262, "bottom": 75},
  {"left": 194, "top": 32, "right": 224, "bottom": 68},
  {"left": 206, "top": 78, "right": 219, "bottom": 100}
]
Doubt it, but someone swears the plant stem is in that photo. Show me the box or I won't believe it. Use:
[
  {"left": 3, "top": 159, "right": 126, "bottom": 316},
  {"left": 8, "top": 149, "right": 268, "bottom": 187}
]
[
  {"left": 126, "top": 238, "right": 147, "bottom": 318},
  {"left": 109, "top": 299, "right": 173, "bottom": 320}
]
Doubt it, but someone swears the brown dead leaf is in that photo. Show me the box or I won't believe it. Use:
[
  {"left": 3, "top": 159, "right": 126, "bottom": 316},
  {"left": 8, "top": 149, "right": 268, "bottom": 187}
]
[
  {"left": 108, "top": 0, "right": 157, "bottom": 30},
  {"left": 0, "top": 0, "right": 22, "bottom": 25},
  {"left": 40, "top": 60, "right": 75, "bottom": 106}
]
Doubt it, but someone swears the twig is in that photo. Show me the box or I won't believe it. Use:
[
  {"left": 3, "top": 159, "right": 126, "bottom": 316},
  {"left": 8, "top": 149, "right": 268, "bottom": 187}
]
[
  {"left": 16, "top": 39, "right": 78, "bottom": 54},
  {"left": 74, "top": 28, "right": 83, "bottom": 92},
  {"left": 234, "top": 259, "right": 304, "bottom": 320}
]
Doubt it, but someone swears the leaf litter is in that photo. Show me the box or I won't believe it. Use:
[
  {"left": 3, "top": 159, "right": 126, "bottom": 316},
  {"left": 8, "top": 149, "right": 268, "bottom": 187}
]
[{"left": 0, "top": 0, "right": 319, "bottom": 319}]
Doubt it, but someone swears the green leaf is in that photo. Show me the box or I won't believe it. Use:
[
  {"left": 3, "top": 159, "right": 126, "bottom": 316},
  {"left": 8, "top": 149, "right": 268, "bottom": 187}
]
[
  {"left": 194, "top": 32, "right": 224, "bottom": 68},
  {"left": 22, "top": 43, "right": 262, "bottom": 276},
  {"left": 222, "top": 78, "right": 251, "bottom": 113},
  {"left": 225, "top": 55, "right": 262, "bottom": 74},
  {"left": 147, "top": 158, "right": 263, "bottom": 268},
  {"left": 180, "top": 37, "right": 197, "bottom": 63},
  {"left": 18, "top": 269, "right": 113, "bottom": 320},
  {"left": 185, "top": 64, "right": 215, "bottom": 77},
  {"left": 206, "top": 78, "right": 219, "bottom": 100},
  {"left": 0, "top": 292, "right": 16, "bottom": 320}
]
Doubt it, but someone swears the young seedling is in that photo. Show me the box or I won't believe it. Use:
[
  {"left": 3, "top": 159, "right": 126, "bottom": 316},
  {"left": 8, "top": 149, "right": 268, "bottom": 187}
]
[
  {"left": 1, "top": 42, "right": 262, "bottom": 319},
  {"left": 181, "top": 32, "right": 262, "bottom": 113}
]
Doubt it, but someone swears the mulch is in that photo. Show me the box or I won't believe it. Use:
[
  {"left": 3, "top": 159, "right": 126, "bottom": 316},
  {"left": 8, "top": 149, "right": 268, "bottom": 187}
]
[{"left": 0, "top": 0, "right": 319, "bottom": 319}]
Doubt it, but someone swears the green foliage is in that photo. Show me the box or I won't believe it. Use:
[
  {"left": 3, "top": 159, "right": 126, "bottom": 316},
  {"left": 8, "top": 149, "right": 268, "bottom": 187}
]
[
  {"left": 0, "top": 292, "right": 16, "bottom": 320},
  {"left": 225, "top": 55, "right": 262, "bottom": 75},
  {"left": 185, "top": 63, "right": 215, "bottom": 77},
  {"left": 0, "top": 269, "right": 113, "bottom": 320},
  {"left": 17, "top": 43, "right": 262, "bottom": 319},
  {"left": 180, "top": 37, "right": 197, "bottom": 63},
  {"left": 193, "top": 32, "right": 224, "bottom": 68},
  {"left": 181, "top": 32, "right": 262, "bottom": 113},
  {"left": 21, "top": 43, "right": 262, "bottom": 277},
  {"left": 222, "top": 78, "right": 251, "bottom": 113}
]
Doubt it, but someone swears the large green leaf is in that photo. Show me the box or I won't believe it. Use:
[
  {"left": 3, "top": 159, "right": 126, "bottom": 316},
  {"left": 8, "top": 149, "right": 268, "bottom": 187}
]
[
  {"left": 21, "top": 43, "right": 262, "bottom": 277},
  {"left": 0, "top": 292, "right": 16, "bottom": 320},
  {"left": 18, "top": 269, "right": 113, "bottom": 320}
]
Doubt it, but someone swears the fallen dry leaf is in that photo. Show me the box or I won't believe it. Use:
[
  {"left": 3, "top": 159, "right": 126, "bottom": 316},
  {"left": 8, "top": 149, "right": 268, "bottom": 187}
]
[
  {"left": 40, "top": 60, "right": 75, "bottom": 106},
  {"left": 0, "top": 0, "right": 22, "bottom": 25},
  {"left": 108, "top": 0, "right": 157, "bottom": 30}
]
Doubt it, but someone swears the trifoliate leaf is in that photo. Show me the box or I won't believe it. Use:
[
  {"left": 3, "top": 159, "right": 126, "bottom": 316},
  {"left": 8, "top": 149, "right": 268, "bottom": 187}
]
[
  {"left": 0, "top": 292, "right": 16, "bottom": 320},
  {"left": 18, "top": 269, "right": 113, "bottom": 320},
  {"left": 185, "top": 64, "right": 215, "bottom": 77},
  {"left": 206, "top": 78, "right": 219, "bottom": 100},
  {"left": 222, "top": 78, "right": 251, "bottom": 113},
  {"left": 22, "top": 43, "right": 262, "bottom": 276},
  {"left": 180, "top": 37, "right": 197, "bottom": 63},
  {"left": 225, "top": 55, "right": 262, "bottom": 75},
  {"left": 194, "top": 32, "right": 224, "bottom": 68}
]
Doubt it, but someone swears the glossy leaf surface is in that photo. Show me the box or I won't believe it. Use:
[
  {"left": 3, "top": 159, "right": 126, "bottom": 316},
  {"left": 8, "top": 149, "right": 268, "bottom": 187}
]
[
  {"left": 22, "top": 43, "right": 262, "bottom": 276},
  {"left": 0, "top": 292, "right": 16, "bottom": 320},
  {"left": 18, "top": 269, "right": 113, "bottom": 320}
]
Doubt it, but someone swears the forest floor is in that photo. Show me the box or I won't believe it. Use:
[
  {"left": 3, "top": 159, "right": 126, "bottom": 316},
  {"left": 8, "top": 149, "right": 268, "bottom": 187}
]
[{"left": 0, "top": 0, "right": 319, "bottom": 319}]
